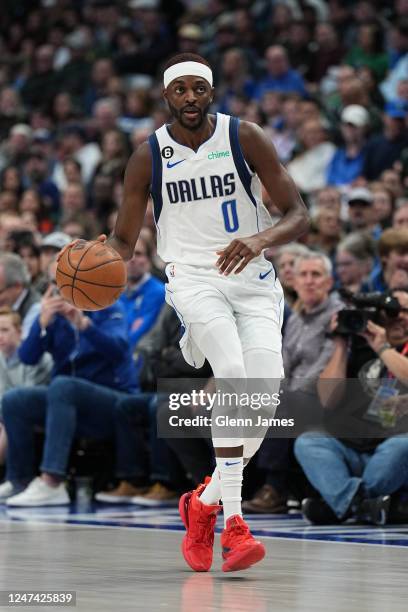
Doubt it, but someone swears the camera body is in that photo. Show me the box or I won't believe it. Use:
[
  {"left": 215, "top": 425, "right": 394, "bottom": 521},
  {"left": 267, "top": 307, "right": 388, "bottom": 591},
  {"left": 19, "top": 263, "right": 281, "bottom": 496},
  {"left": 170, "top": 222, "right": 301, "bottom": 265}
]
[{"left": 336, "top": 291, "right": 401, "bottom": 335}]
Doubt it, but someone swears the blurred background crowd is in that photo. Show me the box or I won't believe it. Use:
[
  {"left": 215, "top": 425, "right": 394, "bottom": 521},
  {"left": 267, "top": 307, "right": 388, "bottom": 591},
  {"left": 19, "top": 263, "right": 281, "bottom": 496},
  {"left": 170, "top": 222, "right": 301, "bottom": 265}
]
[{"left": 0, "top": 0, "right": 408, "bottom": 523}]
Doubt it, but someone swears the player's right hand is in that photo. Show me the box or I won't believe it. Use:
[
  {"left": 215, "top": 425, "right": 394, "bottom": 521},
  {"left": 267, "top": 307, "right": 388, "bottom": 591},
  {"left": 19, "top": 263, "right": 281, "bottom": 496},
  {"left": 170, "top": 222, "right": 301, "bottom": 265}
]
[{"left": 56, "top": 234, "right": 107, "bottom": 262}]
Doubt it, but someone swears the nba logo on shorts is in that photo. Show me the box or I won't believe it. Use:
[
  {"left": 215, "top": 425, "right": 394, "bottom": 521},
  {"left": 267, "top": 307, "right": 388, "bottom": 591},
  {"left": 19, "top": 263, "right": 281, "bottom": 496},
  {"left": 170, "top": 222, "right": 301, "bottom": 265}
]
[{"left": 169, "top": 264, "right": 175, "bottom": 277}]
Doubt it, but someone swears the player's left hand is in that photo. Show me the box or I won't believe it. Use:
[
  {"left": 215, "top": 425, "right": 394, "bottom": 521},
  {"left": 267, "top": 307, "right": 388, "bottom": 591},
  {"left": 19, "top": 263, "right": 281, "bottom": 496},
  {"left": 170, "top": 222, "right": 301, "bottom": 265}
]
[{"left": 216, "top": 236, "right": 264, "bottom": 275}]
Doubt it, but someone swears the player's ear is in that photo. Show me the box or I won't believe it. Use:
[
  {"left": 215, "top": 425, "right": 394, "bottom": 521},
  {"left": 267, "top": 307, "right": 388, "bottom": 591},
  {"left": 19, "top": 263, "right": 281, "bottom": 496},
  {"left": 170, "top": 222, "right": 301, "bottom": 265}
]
[{"left": 163, "top": 88, "right": 168, "bottom": 101}]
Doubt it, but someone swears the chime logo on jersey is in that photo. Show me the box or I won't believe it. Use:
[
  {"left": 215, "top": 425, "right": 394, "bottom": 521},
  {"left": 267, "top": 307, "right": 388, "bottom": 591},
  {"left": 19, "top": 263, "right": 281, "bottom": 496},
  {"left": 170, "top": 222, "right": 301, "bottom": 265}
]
[{"left": 165, "top": 172, "right": 236, "bottom": 204}]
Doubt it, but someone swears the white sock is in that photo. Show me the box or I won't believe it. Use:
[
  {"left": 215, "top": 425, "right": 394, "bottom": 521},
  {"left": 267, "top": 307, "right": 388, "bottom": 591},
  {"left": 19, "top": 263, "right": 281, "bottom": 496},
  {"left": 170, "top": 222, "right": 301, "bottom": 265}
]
[
  {"left": 216, "top": 456, "right": 244, "bottom": 527},
  {"left": 199, "top": 467, "right": 221, "bottom": 506}
]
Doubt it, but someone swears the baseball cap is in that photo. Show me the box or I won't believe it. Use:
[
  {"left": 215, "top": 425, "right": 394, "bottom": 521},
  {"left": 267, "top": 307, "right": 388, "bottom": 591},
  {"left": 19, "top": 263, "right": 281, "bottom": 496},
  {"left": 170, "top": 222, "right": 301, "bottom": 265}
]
[
  {"left": 10, "top": 124, "right": 33, "bottom": 139},
  {"left": 128, "top": 0, "right": 159, "bottom": 9},
  {"left": 41, "top": 232, "right": 71, "bottom": 250},
  {"left": 385, "top": 100, "right": 408, "bottom": 119},
  {"left": 348, "top": 187, "right": 373, "bottom": 206},
  {"left": 341, "top": 105, "right": 370, "bottom": 127},
  {"left": 178, "top": 24, "right": 203, "bottom": 41}
]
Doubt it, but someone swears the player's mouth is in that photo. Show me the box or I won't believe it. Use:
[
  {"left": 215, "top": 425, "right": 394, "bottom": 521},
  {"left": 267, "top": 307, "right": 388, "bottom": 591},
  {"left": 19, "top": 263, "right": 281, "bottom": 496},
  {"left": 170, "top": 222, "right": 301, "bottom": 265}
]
[{"left": 182, "top": 107, "right": 200, "bottom": 119}]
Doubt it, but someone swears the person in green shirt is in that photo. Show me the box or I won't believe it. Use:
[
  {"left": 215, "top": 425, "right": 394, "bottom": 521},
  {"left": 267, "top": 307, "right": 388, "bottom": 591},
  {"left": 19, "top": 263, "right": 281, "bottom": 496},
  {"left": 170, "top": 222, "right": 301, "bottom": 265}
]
[{"left": 346, "top": 22, "right": 389, "bottom": 81}]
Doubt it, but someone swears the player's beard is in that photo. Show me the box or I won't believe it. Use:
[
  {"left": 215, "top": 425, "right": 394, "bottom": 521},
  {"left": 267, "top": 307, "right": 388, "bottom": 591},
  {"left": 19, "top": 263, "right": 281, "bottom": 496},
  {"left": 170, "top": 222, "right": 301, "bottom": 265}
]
[{"left": 168, "top": 101, "right": 211, "bottom": 131}]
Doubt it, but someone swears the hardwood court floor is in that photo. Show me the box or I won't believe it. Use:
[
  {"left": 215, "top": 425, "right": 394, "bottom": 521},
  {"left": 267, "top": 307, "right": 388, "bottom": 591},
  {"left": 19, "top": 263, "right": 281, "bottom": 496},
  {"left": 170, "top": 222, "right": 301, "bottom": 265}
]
[{"left": 0, "top": 505, "right": 407, "bottom": 612}]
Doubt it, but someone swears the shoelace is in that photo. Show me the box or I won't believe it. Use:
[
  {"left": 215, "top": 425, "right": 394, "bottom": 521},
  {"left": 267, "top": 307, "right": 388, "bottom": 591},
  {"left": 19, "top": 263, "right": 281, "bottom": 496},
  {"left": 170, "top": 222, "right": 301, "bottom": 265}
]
[
  {"left": 192, "top": 513, "right": 216, "bottom": 546},
  {"left": 226, "top": 522, "right": 251, "bottom": 545}
]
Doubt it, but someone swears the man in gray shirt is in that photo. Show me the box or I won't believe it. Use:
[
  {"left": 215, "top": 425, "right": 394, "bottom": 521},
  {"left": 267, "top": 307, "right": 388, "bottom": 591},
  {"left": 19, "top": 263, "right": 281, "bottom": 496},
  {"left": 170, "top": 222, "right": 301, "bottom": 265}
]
[{"left": 243, "top": 251, "right": 343, "bottom": 513}]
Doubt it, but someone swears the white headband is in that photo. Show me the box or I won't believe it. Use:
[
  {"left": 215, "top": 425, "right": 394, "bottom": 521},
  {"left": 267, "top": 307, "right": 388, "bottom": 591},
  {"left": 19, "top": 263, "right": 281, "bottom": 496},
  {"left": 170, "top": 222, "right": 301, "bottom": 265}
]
[{"left": 163, "top": 61, "right": 213, "bottom": 89}]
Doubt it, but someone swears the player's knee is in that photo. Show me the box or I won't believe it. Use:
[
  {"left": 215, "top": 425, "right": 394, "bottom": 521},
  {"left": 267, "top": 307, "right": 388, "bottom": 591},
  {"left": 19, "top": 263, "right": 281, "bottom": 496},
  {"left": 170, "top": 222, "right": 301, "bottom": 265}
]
[{"left": 216, "top": 360, "right": 246, "bottom": 379}]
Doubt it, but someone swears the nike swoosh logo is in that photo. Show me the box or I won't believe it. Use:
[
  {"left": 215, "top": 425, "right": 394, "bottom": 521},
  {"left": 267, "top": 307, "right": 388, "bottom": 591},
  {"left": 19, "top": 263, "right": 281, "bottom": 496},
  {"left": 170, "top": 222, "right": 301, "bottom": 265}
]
[
  {"left": 225, "top": 461, "right": 241, "bottom": 467},
  {"left": 259, "top": 267, "right": 274, "bottom": 280},
  {"left": 167, "top": 159, "right": 185, "bottom": 169}
]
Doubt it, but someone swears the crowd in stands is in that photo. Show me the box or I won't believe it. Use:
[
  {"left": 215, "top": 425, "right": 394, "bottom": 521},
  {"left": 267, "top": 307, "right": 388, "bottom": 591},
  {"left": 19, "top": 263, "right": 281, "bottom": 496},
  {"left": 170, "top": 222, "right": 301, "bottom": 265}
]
[{"left": 0, "top": 0, "right": 408, "bottom": 523}]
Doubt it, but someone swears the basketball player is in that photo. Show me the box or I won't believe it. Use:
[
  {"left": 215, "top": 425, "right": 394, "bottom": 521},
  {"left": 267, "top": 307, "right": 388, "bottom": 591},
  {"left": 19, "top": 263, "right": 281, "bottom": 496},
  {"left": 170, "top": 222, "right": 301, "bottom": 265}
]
[{"left": 91, "top": 54, "right": 308, "bottom": 571}]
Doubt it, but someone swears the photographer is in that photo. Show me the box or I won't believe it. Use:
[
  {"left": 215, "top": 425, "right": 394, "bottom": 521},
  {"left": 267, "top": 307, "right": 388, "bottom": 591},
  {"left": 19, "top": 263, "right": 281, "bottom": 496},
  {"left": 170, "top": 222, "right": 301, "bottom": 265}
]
[{"left": 294, "top": 289, "right": 408, "bottom": 525}]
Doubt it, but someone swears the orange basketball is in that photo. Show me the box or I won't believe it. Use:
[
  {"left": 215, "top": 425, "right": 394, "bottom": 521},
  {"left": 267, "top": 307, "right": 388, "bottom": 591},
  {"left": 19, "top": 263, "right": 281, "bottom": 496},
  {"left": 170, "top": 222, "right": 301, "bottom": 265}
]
[{"left": 56, "top": 240, "right": 127, "bottom": 311}]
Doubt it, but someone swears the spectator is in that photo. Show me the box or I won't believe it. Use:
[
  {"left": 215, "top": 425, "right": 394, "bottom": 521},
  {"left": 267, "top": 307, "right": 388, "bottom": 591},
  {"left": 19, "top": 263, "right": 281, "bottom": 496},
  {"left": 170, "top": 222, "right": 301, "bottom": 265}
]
[
  {"left": 0, "top": 280, "right": 141, "bottom": 506},
  {"left": 254, "top": 45, "right": 307, "bottom": 100},
  {"left": 363, "top": 100, "right": 408, "bottom": 181},
  {"left": 215, "top": 48, "right": 257, "bottom": 115},
  {"left": 83, "top": 58, "right": 116, "bottom": 115},
  {"left": 347, "top": 187, "right": 381, "bottom": 238},
  {"left": 372, "top": 185, "right": 395, "bottom": 229},
  {"left": 22, "top": 149, "right": 60, "bottom": 220},
  {"left": 309, "top": 208, "right": 343, "bottom": 259},
  {"left": 0, "top": 125, "right": 33, "bottom": 174},
  {"left": 243, "top": 252, "right": 343, "bottom": 513},
  {"left": 52, "top": 126, "right": 101, "bottom": 189},
  {"left": 345, "top": 21, "right": 388, "bottom": 81},
  {"left": 335, "top": 232, "right": 375, "bottom": 293},
  {"left": 287, "top": 118, "right": 336, "bottom": 195},
  {"left": 272, "top": 243, "right": 310, "bottom": 308},
  {"left": 393, "top": 201, "right": 408, "bottom": 229},
  {"left": 0, "top": 308, "right": 52, "bottom": 467},
  {"left": 370, "top": 228, "right": 408, "bottom": 292},
  {"left": 314, "top": 187, "right": 343, "bottom": 215},
  {"left": 20, "top": 45, "right": 60, "bottom": 110},
  {"left": 0, "top": 252, "right": 41, "bottom": 337},
  {"left": 39, "top": 232, "right": 72, "bottom": 281},
  {"left": 295, "top": 289, "right": 408, "bottom": 525},
  {"left": 119, "top": 237, "right": 165, "bottom": 352},
  {"left": 15, "top": 240, "right": 47, "bottom": 295},
  {"left": 327, "top": 105, "right": 370, "bottom": 187},
  {"left": 311, "top": 22, "right": 346, "bottom": 83}
]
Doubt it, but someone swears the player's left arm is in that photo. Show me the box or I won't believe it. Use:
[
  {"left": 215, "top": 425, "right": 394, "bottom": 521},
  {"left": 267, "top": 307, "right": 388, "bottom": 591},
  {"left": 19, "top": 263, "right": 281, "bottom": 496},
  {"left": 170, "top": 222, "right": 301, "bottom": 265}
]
[{"left": 216, "top": 121, "right": 309, "bottom": 275}]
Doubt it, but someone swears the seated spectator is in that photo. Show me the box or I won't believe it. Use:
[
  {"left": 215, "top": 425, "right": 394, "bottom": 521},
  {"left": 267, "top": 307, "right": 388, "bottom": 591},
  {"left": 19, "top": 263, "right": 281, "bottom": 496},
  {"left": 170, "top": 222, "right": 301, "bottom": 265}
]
[
  {"left": 15, "top": 240, "right": 47, "bottom": 295},
  {"left": 347, "top": 187, "right": 381, "bottom": 239},
  {"left": 0, "top": 273, "right": 141, "bottom": 506},
  {"left": 254, "top": 45, "right": 307, "bottom": 100},
  {"left": 295, "top": 289, "right": 408, "bottom": 525},
  {"left": 345, "top": 21, "right": 388, "bottom": 81},
  {"left": 393, "top": 201, "right": 408, "bottom": 230},
  {"left": 369, "top": 228, "right": 408, "bottom": 292},
  {"left": 22, "top": 149, "right": 60, "bottom": 220},
  {"left": 215, "top": 48, "right": 257, "bottom": 115},
  {"left": 363, "top": 100, "right": 408, "bottom": 181},
  {"left": 372, "top": 185, "right": 395, "bottom": 229},
  {"left": 0, "top": 124, "right": 33, "bottom": 174},
  {"left": 52, "top": 126, "right": 102, "bottom": 190},
  {"left": 243, "top": 252, "right": 343, "bottom": 513},
  {"left": 314, "top": 186, "right": 343, "bottom": 216},
  {"left": 327, "top": 105, "right": 370, "bottom": 187},
  {"left": 20, "top": 45, "right": 60, "bottom": 110},
  {"left": 0, "top": 253, "right": 41, "bottom": 337},
  {"left": 272, "top": 243, "right": 310, "bottom": 308},
  {"left": 119, "top": 237, "right": 165, "bottom": 352},
  {"left": 39, "top": 232, "right": 72, "bottom": 287},
  {"left": 0, "top": 308, "right": 52, "bottom": 467},
  {"left": 335, "top": 232, "right": 375, "bottom": 293},
  {"left": 309, "top": 208, "right": 343, "bottom": 260},
  {"left": 18, "top": 189, "right": 53, "bottom": 235},
  {"left": 287, "top": 118, "right": 336, "bottom": 196}
]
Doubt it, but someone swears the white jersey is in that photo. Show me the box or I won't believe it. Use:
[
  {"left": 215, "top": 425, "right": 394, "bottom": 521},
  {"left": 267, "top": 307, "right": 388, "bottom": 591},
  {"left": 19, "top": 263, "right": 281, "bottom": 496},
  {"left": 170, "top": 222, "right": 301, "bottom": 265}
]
[{"left": 148, "top": 113, "right": 274, "bottom": 269}]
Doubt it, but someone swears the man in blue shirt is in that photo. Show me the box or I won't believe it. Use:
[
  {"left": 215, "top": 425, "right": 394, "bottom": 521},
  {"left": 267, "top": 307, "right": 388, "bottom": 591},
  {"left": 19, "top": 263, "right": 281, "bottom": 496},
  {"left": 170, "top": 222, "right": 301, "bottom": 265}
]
[
  {"left": 254, "top": 45, "right": 307, "bottom": 100},
  {"left": 327, "top": 105, "right": 370, "bottom": 187},
  {"left": 119, "top": 236, "right": 165, "bottom": 351},
  {"left": 0, "top": 279, "right": 143, "bottom": 507}
]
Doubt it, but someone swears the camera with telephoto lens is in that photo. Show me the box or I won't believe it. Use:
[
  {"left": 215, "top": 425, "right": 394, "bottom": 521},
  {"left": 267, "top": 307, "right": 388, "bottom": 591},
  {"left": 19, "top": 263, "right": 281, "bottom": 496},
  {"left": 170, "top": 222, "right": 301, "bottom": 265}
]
[{"left": 336, "top": 290, "right": 402, "bottom": 335}]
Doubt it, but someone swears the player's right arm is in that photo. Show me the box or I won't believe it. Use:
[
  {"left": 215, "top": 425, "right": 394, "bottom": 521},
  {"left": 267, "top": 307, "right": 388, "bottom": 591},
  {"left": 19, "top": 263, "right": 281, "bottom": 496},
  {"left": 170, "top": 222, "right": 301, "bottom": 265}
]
[{"left": 107, "top": 141, "right": 152, "bottom": 261}]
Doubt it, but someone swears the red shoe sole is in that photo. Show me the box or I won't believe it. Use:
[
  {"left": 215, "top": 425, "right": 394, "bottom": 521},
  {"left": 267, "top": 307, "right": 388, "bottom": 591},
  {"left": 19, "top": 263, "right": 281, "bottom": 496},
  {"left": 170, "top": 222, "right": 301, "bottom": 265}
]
[{"left": 222, "top": 542, "right": 266, "bottom": 572}]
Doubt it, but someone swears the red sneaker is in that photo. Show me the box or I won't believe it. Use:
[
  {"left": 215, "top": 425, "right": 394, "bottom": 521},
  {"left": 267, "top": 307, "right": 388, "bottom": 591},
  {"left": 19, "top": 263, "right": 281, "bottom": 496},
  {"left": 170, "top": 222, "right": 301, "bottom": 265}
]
[
  {"left": 221, "top": 515, "right": 265, "bottom": 572},
  {"left": 179, "top": 478, "right": 222, "bottom": 572}
]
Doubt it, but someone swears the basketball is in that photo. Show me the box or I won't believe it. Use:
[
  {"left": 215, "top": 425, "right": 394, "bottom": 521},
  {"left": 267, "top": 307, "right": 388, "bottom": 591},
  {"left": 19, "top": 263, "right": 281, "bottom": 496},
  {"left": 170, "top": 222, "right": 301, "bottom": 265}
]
[{"left": 56, "top": 240, "right": 127, "bottom": 311}]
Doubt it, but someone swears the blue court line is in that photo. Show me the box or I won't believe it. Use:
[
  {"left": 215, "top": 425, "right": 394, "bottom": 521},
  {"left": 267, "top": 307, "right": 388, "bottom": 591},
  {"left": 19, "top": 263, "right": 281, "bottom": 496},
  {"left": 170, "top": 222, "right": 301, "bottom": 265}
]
[{"left": 3, "top": 509, "right": 408, "bottom": 548}]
